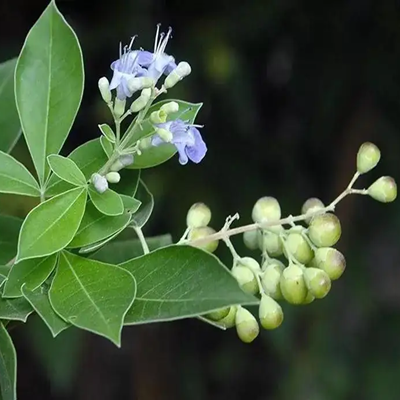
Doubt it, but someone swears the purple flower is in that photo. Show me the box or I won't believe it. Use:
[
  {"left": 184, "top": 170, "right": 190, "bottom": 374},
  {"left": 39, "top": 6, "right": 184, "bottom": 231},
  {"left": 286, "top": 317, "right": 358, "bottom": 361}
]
[{"left": 151, "top": 120, "right": 207, "bottom": 165}]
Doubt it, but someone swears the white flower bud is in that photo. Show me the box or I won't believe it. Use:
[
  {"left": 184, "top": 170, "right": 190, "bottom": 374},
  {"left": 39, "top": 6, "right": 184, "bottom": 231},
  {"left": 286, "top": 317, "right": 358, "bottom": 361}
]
[
  {"left": 91, "top": 173, "right": 108, "bottom": 194},
  {"left": 164, "top": 62, "right": 192, "bottom": 89},
  {"left": 98, "top": 77, "right": 112, "bottom": 103},
  {"left": 105, "top": 172, "right": 121, "bottom": 183},
  {"left": 156, "top": 128, "right": 173, "bottom": 142},
  {"left": 110, "top": 154, "right": 134, "bottom": 172},
  {"left": 114, "top": 98, "right": 126, "bottom": 118},
  {"left": 130, "top": 88, "right": 152, "bottom": 113},
  {"left": 160, "top": 101, "right": 179, "bottom": 114},
  {"left": 127, "top": 77, "right": 154, "bottom": 92}
]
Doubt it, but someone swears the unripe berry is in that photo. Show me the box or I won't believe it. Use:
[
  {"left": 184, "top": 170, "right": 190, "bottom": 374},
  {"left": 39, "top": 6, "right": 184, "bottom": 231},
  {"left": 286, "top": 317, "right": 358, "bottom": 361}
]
[
  {"left": 303, "top": 268, "right": 331, "bottom": 299},
  {"left": 252, "top": 197, "right": 281, "bottom": 224},
  {"left": 206, "top": 307, "right": 230, "bottom": 321},
  {"left": 368, "top": 176, "right": 397, "bottom": 203},
  {"left": 186, "top": 203, "right": 212, "bottom": 228},
  {"left": 218, "top": 306, "right": 237, "bottom": 328},
  {"left": 235, "top": 307, "right": 259, "bottom": 343},
  {"left": 243, "top": 230, "right": 259, "bottom": 250},
  {"left": 258, "top": 231, "right": 283, "bottom": 257},
  {"left": 301, "top": 197, "right": 325, "bottom": 224},
  {"left": 284, "top": 232, "right": 314, "bottom": 264},
  {"left": 188, "top": 227, "right": 219, "bottom": 253},
  {"left": 231, "top": 266, "right": 258, "bottom": 295},
  {"left": 313, "top": 247, "right": 346, "bottom": 280},
  {"left": 302, "top": 291, "right": 315, "bottom": 304},
  {"left": 262, "top": 258, "right": 285, "bottom": 272},
  {"left": 308, "top": 213, "right": 341, "bottom": 247},
  {"left": 261, "top": 261, "right": 284, "bottom": 300},
  {"left": 237, "top": 257, "right": 261, "bottom": 273},
  {"left": 259, "top": 294, "right": 284, "bottom": 330},
  {"left": 280, "top": 264, "right": 307, "bottom": 304},
  {"left": 357, "top": 142, "right": 381, "bottom": 174}
]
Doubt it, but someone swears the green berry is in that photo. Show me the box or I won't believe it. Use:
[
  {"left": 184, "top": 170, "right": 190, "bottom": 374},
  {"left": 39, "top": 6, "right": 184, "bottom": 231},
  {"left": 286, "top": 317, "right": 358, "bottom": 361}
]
[
  {"left": 252, "top": 196, "right": 281, "bottom": 224},
  {"left": 280, "top": 264, "right": 307, "bottom": 305},
  {"left": 303, "top": 268, "right": 331, "bottom": 299},
  {"left": 284, "top": 232, "right": 314, "bottom": 264},
  {"left": 302, "top": 291, "right": 315, "bottom": 304},
  {"left": 313, "top": 247, "right": 346, "bottom": 280},
  {"left": 308, "top": 213, "right": 341, "bottom": 247},
  {"left": 231, "top": 266, "right": 258, "bottom": 295},
  {"left": 258, "top": 231, "right": 283, "bottom": 257},
  {"left": 206, "top": 307, "right": 230, "bottom": 321},
  {"left": 237, "top": 257, "right": 261, "bottom": 273},
  {"left": 243, "top": 230, "right": 259, "bottom": 250},
  {"left": 262, "top": 258, "right": 285, "bottom": 272},
  {"left": 218, "top": 306, "right": 237, "bottom": 328},
  {"left": 357, "top": 142, "right": 381, "bottom": 174},
  {"left": 301, "top": 197, "right": 325, "bottom": 224},
  {"left": 189, "top": 227, "right": 219, "bottom": 253},
  {"left": 261, "top": 262, "right": 284, "bottom": 300},
  {"left": 368, "top": 176, "right": 397, "bottom": 203},
  {"left": 259, "top": 294, "right": 284, "bottom": 330},
  {"left": 235, "top": 307, "right": 260, "bottom": 343},
  {"left": 186, "top": 202, "right": 212, "bottom": 228}
]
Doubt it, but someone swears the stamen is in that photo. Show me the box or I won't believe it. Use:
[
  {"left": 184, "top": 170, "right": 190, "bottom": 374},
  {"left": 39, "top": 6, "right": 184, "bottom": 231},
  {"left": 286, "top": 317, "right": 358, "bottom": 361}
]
[
  {"left": 159, "top": 27, "right": 172, "bottom": 53},
  {"left": 128, "top": 35, "right": 137, "bottom": 49},
  {"left": 154, "top": 23, "right": 161, "bottom": 52},
  {"left": 119, "top": 42, "right": 123, "bottom": 59}
]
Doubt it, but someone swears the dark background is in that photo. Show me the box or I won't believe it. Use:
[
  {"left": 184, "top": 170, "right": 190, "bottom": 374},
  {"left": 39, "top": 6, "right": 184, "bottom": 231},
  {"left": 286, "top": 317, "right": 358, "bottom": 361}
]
[{"left": 1, "top": 0, "right": 400, "bottom": 399}]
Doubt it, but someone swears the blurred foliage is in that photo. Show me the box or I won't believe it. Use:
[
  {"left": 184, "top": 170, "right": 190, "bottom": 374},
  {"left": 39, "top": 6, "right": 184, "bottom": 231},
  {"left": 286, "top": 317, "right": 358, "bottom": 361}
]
[{"left": 1, "top": 0, "right": 400, "bottom": 399}]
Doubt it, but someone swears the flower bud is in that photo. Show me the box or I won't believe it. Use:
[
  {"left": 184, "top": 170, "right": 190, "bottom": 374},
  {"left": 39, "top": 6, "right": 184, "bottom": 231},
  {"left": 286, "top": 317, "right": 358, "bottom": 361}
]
[
  {"left": 186, "top": 203, "right": 211, "bottom": 228},
  {"left": 127, "top": 77, "right": 154, "bottom": 92},
  {"left": 357, "top": 142, "right": 381, "bottom": 174},
  {"left": 206, "top": 307, "right": 230, "bottom": 321},
  {"left": 98, "top": 77, "right": 112, "bottom": 103},
  {"left": 150, "top": 110, "right": 167, "bottom": 124},
  {"left": 235, "top": 307, "right": 259, "bottom": 343},
  {"left": 258, "top": 231, "right": 283, "bottom": 257},
  {"left": 164, "top": 62, "right": 192, "bottom": 89},
  {"left": 130, "top": 88, "right": 152, "bottom": 113},
  {"left": 308, "top": 213, "right": 341, "bottom": 247},
  {"left": 231, "top": 266, "right": 258, "bottom": 295},
  {"left": 243, "top": 230, "right": 258, "bottom": 250},
  {"left": 261, "top": 261, "right": 284, "bottom": 300},
  {"left": 313, "top": 247, "right": 346, "bottom": 280},
  {"left": 155, "top": 128, "right": 173, "bottom": 143},
  {"left": 114, "top": 98, "right": 126, "bottom": 119},
  {"left": 284, "top": 232, "right": 314, "bottom": 264},
  {"left": 252, "top": 196, "right": 281, "bottom": 224},
  {"left": 303, "top": 268, "right": 331, "bottom": 299},
  {"left": 237, "top": 257, "right": 261, "bottom": 273},
  {"left": 259, "top": 294, "right": 284, "bottom": 330},
  {"left": 110, "top": 154, "right": 134, "bottom": 172},
  {"left": 188, "top": 227, "right": 219, "bottom": 253},
  {"left": 218, "top": 306, "right": 237, "bottom": 328},
  {"left": 138, "top": 137, "right": 152, "bottom": 150},
  {"left": 368, "top": 176, "right": 397, "bottom": 203},
  {"left": 105, "top": 172, "right": 121, "bottom": 183},
  {"left": 302, "top": 197, "right": 325, "bottom": 224},
  {"left": 280, "top": 264, "right": 307, "bottom": 304},
  {"left": 160, "top": 101, "right": 179, "bottom": 114},
  {"left": 91, "top": 173, "right": 108, "bottom": 194}
]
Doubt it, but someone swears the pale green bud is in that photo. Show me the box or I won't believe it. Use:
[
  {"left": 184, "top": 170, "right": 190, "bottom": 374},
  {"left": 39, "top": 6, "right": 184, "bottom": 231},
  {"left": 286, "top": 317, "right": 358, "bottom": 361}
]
[
  {"left": 357, "top": 142, "right": 381, "bottom": 174},
  {"left": 186, "top": 203, "right": 212, "bottom": 228},
  {"left": 206, "top": 307, "right": 230, "bottom": 321},
  {"left": 258, "top": 231, "right": 283, "bottom": 257},
  {"left": 218, "top": 306, "right": 237, "bottom": 328},
  {"left": 280, "top": 264, "right": 307, "bottom": 304},
  {"left": 303, "top": 268, "right": 331, "bottom": 299},
  {"left": 110, "top": 154, "right": 134, "bottom": 172},
  {"left": 313, "top": 247, "right": 346, "bottom": 280},
  {"left": 98, "top": 77, "right": 112, "bottom": 103},
  {"left": 284, "top": 232, "right": 314, "bottom": 264},
  {"left": 259, "top": 294, "right": 284, "bottom": 330},
  {"left": 235, "top": 307, "right": 259, "bottom": 343},
  {"left": 252, "top": 196, "right": 281, "bottom": 224},
  {"left": 164, "top": 61, "right": 192, "bottom": 89},
  {"left": 188, "top": 227, "right": 219, "bottom": 253},
  {"left": 243, "top": 230, "right": 259, "bottom": 250},
  {"left": 127, "top": 77, "right": 154, "bottom": 92},
  {"left": 114, "top": 98, "right": 126, "bottom": 118},
  {"left": 160, "top": 101, "right": 179, "bottom": 114},
  {"left": 231, "top": 266, "right": 258, "bottom": 295},
  {"left": 156, "top": 128, "right": 173, "bottom": 143},
  {"left": 139, "top": 137, "right": 152, "bottom": 150},
  {"left": 105, "top": 172, "right": 121, "bottom": 183},
  {"left": 308, "top": 213, "right": 341, "bottom": 247},
  {"left": 130, "top": 88, "right": 152, "bottom": 113},
  {"left": 150, "top": 110, "right": 167, "bottom": 124},
  {"left": 301, "top": 197, "right": 325, "bottom": 224},
  {"left": 91, "top": 173, "right": 108, "bottom": 194},
  {"left": 368, "top": 176, "right": 397, "bottom": 203},
  {"left": 237, "top": 257, "right": 261, "bottom": 273},
  {"left": 261, "top": 261, "right": 284, "bottom": 300}
]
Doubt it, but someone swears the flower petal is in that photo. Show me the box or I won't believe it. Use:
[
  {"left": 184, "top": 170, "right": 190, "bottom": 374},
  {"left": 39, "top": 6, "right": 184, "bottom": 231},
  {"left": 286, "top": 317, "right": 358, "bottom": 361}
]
[{"left": 186, "top": 128, "right": 207, "bottom": 163}]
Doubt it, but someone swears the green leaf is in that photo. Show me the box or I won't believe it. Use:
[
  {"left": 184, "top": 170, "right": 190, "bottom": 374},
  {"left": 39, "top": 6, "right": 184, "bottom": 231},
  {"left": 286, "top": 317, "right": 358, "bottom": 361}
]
[
  {"left": 98, "top": 124, "right": 115, "bottom": 143},
  {"left": 130, "top": 180, "right": 154, "bottom": 228},
  {"left": 100, "top": 136, "right": 113, "bottom": 158},
  {"left": 46, "top": 139, "right": 107, "bottom": 197},
  {"left": 120, "top": 245, "right": 258, "bottom": 325},
  {"left": 0, "top": 294, "right": 33, "bottom": 321},
  {"left": 88, "top": 185, "right": 123, "bottom": 216},
  {"left": 47, "top": 155, "right": 86, "bottom": 187},
  {"left": 0, "top": 58, "right": 21, "bottom": 153},
  {"left": 0, "top": 215, "right": 22, "bottom": 265},
  {"left": 0, "top": 274, "right": 6, "bottom": 288},
  {"left": 0, "top": 151, "right": 40, "bottom": 196},
  {"left": 16, "top": 187, "right": 87, "bottom": 262},
  {"left": 68, "top": 203, "right": 131, "bottom": 249},
  {"left": 78, "top": 228, "right": 127, "bottom": 254},
  {"left": 112, "top": 169, "right": 141, "bottom": 196},
  {"left": 3, "top": 254, "right": 57, "bottom": 298},
  {"left": 0, "top": 321, "right": 17, "bottom": 400},
  {"left": 49, "top": 251, "right": 136, "bottom": 346},
  {"left": 22, "top": 285, "right": 69, "bottom": 337},
  {"left": 15, "top": 1, "right": 84, "bottom": 185},
  {"left": 120, "top": 195, "right": 141, "bottom": 213},
  {"left": 91, "top": 234, "right": 173, "bottom": 264},
  {"left": 127, "top": 100, "right": 203, "bottom": 169}
]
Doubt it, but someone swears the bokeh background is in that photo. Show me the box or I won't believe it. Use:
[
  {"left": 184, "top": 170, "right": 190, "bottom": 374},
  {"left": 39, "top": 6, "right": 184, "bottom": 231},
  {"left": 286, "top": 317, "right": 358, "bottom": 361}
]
[{"left": 1, "top": 0, "right": 400, "bottom": 399}]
